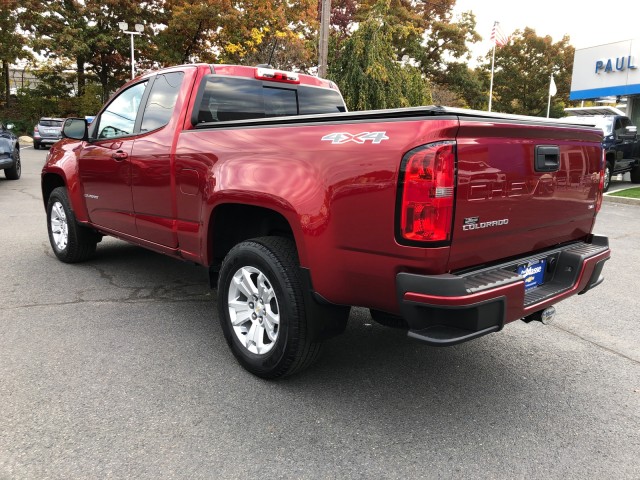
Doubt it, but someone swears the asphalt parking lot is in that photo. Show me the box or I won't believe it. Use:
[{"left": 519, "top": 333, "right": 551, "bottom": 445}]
[{"left": 1, "top": 147, "right": 639, "bottom": 479}]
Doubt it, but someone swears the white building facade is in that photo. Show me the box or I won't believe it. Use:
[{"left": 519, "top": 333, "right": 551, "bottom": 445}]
[{"left": 570, "top": 38, "right": 640, "bottom": 125}]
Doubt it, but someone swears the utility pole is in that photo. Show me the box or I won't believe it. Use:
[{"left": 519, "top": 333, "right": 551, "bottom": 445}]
[{"left": 318, "top": 0, "right": 330, "bottom": 78}]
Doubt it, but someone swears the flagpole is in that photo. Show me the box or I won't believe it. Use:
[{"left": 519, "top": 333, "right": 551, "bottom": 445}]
[
  {"left": 546, "top": 74, "right": 553, "bottom": 118},
  {"left": 488, "top": 40, "right": 496, "bottom": 112}
]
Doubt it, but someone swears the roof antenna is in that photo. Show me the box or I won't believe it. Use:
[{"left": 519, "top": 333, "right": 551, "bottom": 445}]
[{"left": 267, "top": 38, "right": 278, "bottom": 67}]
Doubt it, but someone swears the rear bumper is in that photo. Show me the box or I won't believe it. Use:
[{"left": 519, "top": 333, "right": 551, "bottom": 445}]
[
  {"left": 397, "top": 235, "right": 610, "bottom": 346},
  {"left": 36, "top": 137, "right": 61, "bottom": 146}
]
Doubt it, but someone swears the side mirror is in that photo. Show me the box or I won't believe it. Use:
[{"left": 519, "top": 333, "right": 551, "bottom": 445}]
[
  {"left": 6, "top": 123, "right": 14, "bottom": 130},
  {"left": 62, "top": 118, "right": 88, "bottom": 140}
]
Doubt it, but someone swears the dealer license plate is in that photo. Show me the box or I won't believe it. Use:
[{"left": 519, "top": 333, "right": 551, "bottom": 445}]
[{"left": 518, "top": 259, "right": 546, "bottom": 291}]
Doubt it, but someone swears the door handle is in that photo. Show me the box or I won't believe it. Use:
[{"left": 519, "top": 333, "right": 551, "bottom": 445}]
[
  {"left": 535, "top": 145, "right": 560, "bottom": 172},
  {"left": 112, "top": 150, "right": 128, "bottom": 161}
]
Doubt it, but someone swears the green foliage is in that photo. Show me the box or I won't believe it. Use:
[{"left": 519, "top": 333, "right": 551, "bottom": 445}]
[
  {"left": 441, "top": 62, "right": 488, "bottom": 110},
  {"left": 609, "top": 187, "right": 640, "bottom": 199},
  {"left": 480, "top": 28, "right": 574, "bottom": 117},
  {"left": 328, "top": 4, "right": 431, "bottom": 111},
  {"left": 24, "top": 0, "right": 157, "bottom": 101},
  {"left": 2, "top": 0, "right": 586, "bottom": 126},
  {"left": 354, "top": 0, "right": 481, "bottom": 82},
  {"left": 0, "top": 0, "right": 31, "bottom": 104}
]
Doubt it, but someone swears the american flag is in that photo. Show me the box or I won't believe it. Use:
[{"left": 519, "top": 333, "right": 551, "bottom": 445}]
[{"left": 490, "top": 22, "right": 510, "bottom": 47}]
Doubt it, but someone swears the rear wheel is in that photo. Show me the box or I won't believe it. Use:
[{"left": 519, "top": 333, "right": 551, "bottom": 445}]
[
  {"left": 4, "top": 147, "right": 21, "bottom": 180},
  {"left": 217, "top": 237, "right": 322, "bottom": 379},
  {"left": 47, "top": 187, "right": 98, "bottom": 263},
  {"left": 631, "top": 165, "right": 640, "bottom": 184}
]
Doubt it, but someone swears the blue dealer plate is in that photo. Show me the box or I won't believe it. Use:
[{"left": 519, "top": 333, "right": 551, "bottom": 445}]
[{"left": 518, "top": 259, "right": 546, "bottom": 291}]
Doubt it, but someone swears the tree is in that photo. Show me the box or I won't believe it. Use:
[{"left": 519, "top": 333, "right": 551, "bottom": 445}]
[
  {"left": 440, "top": 62, "right": 488, "bottom": 110},
  {"left": 481, "top": 28, "right": 574, "bottom": 117},
  {"left": 0, "top": 0, "right": 29, "bottom": 105},
  {"left": 152, "top": 0, "right": 236, "bottom": 65},
  {"left": 328, "top": 2, "right": 431, "bottom": 111},
  {"left": 354, "top": 0, "right": 481, "bottom": 82},
  {"left": 24, "top": 0, "right": 160, "bottom": 101},
  {"left": 218, "top": 0, "right": 319, "bottom": 71},
  {"left": 152, "top": 0, "right": 319, "bottom": 72}
]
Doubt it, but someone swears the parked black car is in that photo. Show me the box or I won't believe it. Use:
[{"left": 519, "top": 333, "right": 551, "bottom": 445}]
[
  {"left": 33, "top": 117, "right": 64, "bottom": 149},
  {"left": 0, "top": 121, "right": 20, "bottom": 180},
  {"left": 564, "top": 107, "right": 640, "bottom": 191}
]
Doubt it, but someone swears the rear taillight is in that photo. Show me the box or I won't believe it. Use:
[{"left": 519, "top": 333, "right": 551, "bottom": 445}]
[
  {"left": 397, "top": 141, "right": 456, "bottom": 244},
  {"left": 596, "top": 148, "right": 605, "bottom": 213}
]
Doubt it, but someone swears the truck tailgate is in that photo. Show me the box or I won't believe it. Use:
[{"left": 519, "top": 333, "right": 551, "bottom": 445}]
[{"left": 448, "top": 118, "right": 603, "bottom": 271}]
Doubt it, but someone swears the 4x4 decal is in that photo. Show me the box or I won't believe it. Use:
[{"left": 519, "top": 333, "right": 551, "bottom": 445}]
[{"left": 321, "top": 132, "right": 389, "bottom": 144}]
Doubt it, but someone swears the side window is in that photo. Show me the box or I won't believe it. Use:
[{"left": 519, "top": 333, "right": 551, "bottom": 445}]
[
  {"left": 613, "top": 118, "right": 623, "bottom": 135},
  {"left": 198, "top": 77, "right": 265, "bottom": 123},
  {"left": 97, "top": 81, "right": 147, "bottom": 139},
  {"left": 140, "top": 72, "right": 184, "bottom": 132}
]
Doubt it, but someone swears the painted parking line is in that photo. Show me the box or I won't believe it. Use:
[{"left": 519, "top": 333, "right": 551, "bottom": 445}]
[{"left": 20, "top": 145, "right": 33, "bottom": 150}]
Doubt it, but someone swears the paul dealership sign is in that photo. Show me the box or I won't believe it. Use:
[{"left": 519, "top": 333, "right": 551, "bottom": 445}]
[{"left": 570, "top": 39, "right": 640, "bottom": 100}]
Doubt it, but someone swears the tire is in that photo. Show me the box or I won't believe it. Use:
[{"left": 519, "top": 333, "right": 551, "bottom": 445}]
[
  {"left": 631, "top": 165, "right": 640, "bottom": 184},
  {"left": 47, "top": 187, "right": 98, "bottom": 263},
  {"left": 217, "top": 237, "right": 322, "bottom": 379},
  {"left": 4, "top": 147, "right": 21, "bottom": 180},
  {"left": 603, "top": 162, "right": 612, "bottom": 192},
  {"left": 369, "top": 309, "right": 408, "bottom": 329},
  {"left": 33, "top": 142, "right": 40, "bottom": 150}
]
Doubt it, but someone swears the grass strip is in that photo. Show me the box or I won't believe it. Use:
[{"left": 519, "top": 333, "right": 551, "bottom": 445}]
[{"left": 609, "top": 187, "right": 640, "bottom": 199}]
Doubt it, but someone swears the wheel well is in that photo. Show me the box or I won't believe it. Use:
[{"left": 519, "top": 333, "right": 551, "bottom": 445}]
[
  {"left": 208, "top": 203, "right": 295, "bottom": 273},
  {"left": 41, "top": 174, "right": 65, "bottom": 208},
  {"left": 605, "top": 152, "right": 615, "bottom": 165}
]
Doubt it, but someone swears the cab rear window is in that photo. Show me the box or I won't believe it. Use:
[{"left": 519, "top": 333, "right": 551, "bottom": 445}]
[
  {"left": 40, "top": 120, "right": 63, "bottom": 127},
  {"left": 194, "top": 76, "right": 345, "bottom": 124}
]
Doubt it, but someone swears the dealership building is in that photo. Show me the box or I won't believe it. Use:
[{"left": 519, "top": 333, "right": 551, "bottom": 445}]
[{"left": 570, "top": 38, "right": 640, "bottom": 125}]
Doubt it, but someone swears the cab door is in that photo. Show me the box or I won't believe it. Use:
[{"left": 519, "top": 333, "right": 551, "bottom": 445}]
[
  {"left": 129, "top": 69, "right": 189, "bottom": 247},
  {"left": 78, "top": 80, "right": 149, "bottom": 236}
]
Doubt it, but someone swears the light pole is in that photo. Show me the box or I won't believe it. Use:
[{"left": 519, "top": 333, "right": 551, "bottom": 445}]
[{"left": 118, "top": 22, "right": 144, "bottom": 80}]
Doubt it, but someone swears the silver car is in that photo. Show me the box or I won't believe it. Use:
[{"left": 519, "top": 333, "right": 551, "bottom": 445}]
[{"left": 34, "top": 117, "right": 64, "bottom": 150}]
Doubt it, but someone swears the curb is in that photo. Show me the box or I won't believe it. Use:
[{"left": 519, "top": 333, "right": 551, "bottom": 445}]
[
  {"left": 603, "top": 188, "right": 640, "bottom": 206},
  {"left": 603, "top": 196, "right": 640, "bottom": 206}
]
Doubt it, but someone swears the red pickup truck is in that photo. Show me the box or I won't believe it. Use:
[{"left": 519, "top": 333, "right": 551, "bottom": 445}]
[{"left": 42, "top": 64, "right": 611, "bottom": 378}]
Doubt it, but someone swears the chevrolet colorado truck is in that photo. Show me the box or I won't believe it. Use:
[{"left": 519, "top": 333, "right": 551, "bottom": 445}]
[
  {"left": 42, "top": 64, "right": 611, "bottom": 378},
  {"left": 564, "top": 106, "right": 640, "bottom": 191}
]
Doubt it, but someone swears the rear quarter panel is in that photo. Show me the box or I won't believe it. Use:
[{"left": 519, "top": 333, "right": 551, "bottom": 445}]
[{"left": 176, "top": 117, "right": 460, "bottom": 312}]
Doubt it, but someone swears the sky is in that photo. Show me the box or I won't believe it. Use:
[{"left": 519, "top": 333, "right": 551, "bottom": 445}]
[{"left": 453, "top": 0, "right": 640, "bottom": 63}]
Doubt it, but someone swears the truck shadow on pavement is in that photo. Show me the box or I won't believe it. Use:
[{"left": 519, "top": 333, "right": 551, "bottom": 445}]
[{"left": 67, "top": 239, "right": 627, "bottom": 453}]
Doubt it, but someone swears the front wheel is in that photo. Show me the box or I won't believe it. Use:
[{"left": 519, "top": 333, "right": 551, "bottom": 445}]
[
  {"left": 603, "top": 162, "right": 613, "bottom": 192},
  {"left": 47, "top": 187, "right": 98, "bottom": 263},
  {"left": 4, "top": 147, "right": 21, "bottom": 180},
  {"left": 630, "top": 165, "right": 640, "bottom": 184},
  {"left": 217, "top": 237, "right": 322, "bottom": 379}
]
